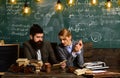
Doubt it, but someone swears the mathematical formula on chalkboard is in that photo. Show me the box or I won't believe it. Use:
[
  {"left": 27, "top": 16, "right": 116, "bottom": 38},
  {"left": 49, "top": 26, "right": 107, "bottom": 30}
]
[{"left": 0, "top": 0, "right": 120, "bottom": 48}]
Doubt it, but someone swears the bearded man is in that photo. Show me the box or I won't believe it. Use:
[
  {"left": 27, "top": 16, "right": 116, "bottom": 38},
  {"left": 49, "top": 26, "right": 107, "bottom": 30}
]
[{"left": 23, "top": 24, "right": 60, "bottom": 65}]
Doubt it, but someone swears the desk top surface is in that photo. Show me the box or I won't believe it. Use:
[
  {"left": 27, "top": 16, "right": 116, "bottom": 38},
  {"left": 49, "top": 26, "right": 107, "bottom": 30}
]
[
  {"left": 2, "top": 70, "right": 85, "bottom": 78},
  {"left": 2, "top": 69, "right": 120, "bottom": 78}
]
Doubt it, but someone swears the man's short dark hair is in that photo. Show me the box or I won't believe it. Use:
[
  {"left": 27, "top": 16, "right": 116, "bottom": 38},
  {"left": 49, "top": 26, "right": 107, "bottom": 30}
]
[{"left": 30, "top": 24, "right": 43, "bottom": 36}]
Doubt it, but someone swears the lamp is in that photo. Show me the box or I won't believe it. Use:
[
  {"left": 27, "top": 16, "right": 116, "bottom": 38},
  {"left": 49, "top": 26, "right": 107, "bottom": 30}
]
[
  {"left": 36, "top": 0, "right": 41, "bottom": 2},
  {"left": 67, "top": 0, "right": 75, "bottom": 7},
  {"left": 90, "top": 0, "right": 98, "bottom": 6},
  {"left": 105, "top": 0, "right": 112, "bottom": 9},
  {"left": 9, "top": 0, "right": 17, "bottom": 4},
  {"left": 55, "top": 0, "right": 63, "bottom": 12},
  {"left": 35, "top": 0, "right": 43, "bottom": 3},
  {"left": 22, "top": 0, "right": 31, "bottom": 15}
]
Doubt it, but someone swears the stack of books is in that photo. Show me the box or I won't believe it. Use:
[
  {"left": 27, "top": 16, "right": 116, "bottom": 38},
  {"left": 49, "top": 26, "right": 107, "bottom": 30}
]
[
  {"left": 74, "top": 61, "right": 109, "bottom": 75},
  {"left": 83, "top": 61, "right": 109, "bottom": 70}
]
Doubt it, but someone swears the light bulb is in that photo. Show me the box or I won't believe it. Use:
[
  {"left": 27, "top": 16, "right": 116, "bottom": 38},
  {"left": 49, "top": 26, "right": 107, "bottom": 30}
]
[
  {"left": 22, "top": 1, "right": 31, "bottom": 15},
  {"left": 55, "top": 0, "right": 63, "bottom": 12},
  {"left": 23, "top": 7, "right": 30, "bottom": 14},
  {"left": 22, "top": 6, "right": 31, "bottom": 15},
  {"left": 91, "top": 0, "right": 98, "bottom": 5},
  {"left": 36, "top": 0, "right": 43, "bottom": 3},
  {"left": 56, "top": 3, "right": 63, "bottom": 11},
  {"left": 67, "top": 0, "right": 75, "bottom": 6},
  {"left": 36, "top": 0, "right": 41, "bottom": 2},
  {"left": 105, "top": 0, "right": 112, "bottom": 9},
  {"left": 9, "top": 0, "right": 17, "bottom": 4}
]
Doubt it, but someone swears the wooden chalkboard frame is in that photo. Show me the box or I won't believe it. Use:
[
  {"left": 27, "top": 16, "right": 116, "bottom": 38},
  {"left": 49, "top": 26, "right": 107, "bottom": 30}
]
[{"left": 0, "top": 44, "right": 19, "bottom": 72}]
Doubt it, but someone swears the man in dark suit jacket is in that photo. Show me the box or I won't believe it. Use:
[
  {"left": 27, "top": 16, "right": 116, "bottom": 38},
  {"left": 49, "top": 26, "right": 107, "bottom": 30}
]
[
  {"left": 23, "top": 24, "right": 59, "bottom": 65},
  {"left": 57, "top": 28, "right": 84, "bottom": 68}
]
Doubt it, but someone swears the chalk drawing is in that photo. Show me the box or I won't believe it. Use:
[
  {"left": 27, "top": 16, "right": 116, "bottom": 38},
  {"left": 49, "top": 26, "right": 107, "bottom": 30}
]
[{"left": 91, "top": 32, "right": 102, "bottom": 42}]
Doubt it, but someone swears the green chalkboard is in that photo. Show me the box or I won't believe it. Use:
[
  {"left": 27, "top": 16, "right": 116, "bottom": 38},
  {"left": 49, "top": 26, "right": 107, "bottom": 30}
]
[
  {"left": 62, "top": 0, "right": 120, "bottom": 48},
  {"left": 0, "top": 0, "right": 120, "bottom": 48}
]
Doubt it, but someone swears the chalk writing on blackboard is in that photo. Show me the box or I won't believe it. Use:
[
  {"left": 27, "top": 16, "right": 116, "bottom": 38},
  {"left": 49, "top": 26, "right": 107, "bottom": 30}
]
[
  {"left": 7, "top": 24, "right": 29, "bottom": 36},
  {"left": 63, "top": 0, "right": 120, "bottom": 48},
  {"left": 0, "top": 0, "right": 120, "bottom": 48},
  {"left": 90, "top": 32, "right": 102, "bottom": 42},
  {"left": 6, "top": 0, "right": 25, "bottom": 15}
]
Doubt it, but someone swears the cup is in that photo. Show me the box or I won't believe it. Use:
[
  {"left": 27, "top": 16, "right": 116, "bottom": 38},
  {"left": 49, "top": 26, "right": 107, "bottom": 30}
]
[{"left": 45, "top": 63, "right": 51, "bottom": 73}]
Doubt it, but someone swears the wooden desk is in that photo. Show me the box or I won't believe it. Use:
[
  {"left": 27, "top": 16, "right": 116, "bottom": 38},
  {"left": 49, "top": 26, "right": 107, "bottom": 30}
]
[
  {"left": 1, "top": 65, "right": 120, "bottom": 78},
  {"left": 2, "top": 73, "right": 86, "bottom": 78},
  {"left": 85, "top": 71, "right": 120, "bottom": 78},
  {"left": 2, "top": 71, "right": 85, "bottom": 78},
  {"left": 2, "top": 69, "right": 120, "bottom": 78}
]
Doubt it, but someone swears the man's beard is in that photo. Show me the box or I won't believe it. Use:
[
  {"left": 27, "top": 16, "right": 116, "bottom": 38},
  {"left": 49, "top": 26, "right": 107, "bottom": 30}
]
[{"left": 30, "top": 40, "right": 43, "bottom": 50}]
